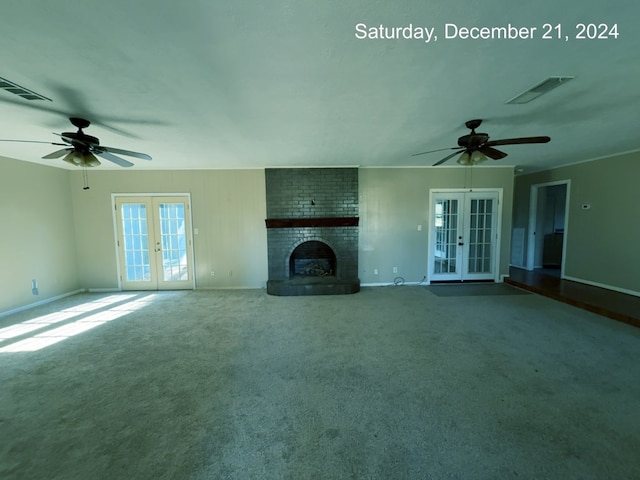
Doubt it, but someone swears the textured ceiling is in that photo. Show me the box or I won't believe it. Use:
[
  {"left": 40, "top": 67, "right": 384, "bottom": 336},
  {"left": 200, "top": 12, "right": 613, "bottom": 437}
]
[{"left": 0, "top": 0, "right": 638, "bottom": 173}]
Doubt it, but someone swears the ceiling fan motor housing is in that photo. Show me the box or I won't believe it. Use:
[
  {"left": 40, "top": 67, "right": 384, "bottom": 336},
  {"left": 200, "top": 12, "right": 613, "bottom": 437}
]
[
  {"left": 69, "top": 117, "right": 91, "bottom": 129},
  {"left": 61, "top": 131, "right": 100, "bottom": 149},
  {"left": 458, "top": 133, "right": 489, "bottom": 148},
  {"left": 465, "top": 119, "right": 483, "bottom": 130}
]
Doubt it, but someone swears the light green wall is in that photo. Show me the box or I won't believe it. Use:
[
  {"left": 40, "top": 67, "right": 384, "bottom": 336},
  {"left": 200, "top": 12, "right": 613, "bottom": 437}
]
[
  {"left": 359, "top": 167, "right": 514, "bottom": 285},
  {"left": 5, "top": 153, "right": 633, "bottom": 308},
  {"left": 0, "top": 157, "right": 79, "bottom": 313},
  {"left": 69, "top": 169, "right": 269, "bottom": 290},
  {"left": 3, "top": 163, "right": 515, "bottom": 313},
  {"left": 71, "top": 166, "right": 514, "bottom": 290},
  {"left": 513, "top": 152, "right": 640, "bottom": 294}
]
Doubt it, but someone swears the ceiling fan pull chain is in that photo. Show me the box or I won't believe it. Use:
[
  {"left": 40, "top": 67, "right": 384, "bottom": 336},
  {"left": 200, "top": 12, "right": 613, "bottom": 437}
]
[{"left": 82, "top": 167, "right": 90, "bottom": 190}]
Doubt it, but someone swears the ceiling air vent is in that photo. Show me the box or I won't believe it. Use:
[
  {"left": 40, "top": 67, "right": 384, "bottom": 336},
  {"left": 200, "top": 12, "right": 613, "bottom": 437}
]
[
  {"left": 0, "top": 77, "right": 51, "bottom": 101},
  {"left": 506, "top": 76, "right": 574, "bottom": 104}
]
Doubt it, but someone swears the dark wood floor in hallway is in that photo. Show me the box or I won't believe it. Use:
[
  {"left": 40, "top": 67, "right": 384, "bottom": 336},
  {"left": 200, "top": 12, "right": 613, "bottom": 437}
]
[{"left": 506, "top": 267, "right": 640, "bottom": 328}]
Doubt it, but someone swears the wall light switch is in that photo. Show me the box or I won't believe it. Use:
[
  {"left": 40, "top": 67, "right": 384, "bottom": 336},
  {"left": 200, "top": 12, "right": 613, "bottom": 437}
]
[
  {"left": 194, "top": 228, "right": 199, "bottom": 235},
  {"left": 417, "top": 224, "right": 422, "bottom": 231}
]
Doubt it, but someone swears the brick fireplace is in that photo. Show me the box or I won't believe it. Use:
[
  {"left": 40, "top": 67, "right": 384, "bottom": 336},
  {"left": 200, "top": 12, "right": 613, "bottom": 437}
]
[{"left": 265, "top": 168, "right": 360, "bottom": 296}]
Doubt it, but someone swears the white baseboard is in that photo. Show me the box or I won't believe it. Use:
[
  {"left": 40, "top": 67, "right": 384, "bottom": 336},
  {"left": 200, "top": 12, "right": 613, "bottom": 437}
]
[
  {"left": 197, "top": 286, "right": 266, "bottom": 290},
  {"left": 0, "top": 289, "right": 85, "bottom": 318},
  {"left": 361, "top": 281, "right": 427, "bottom": 287},
  {"left": 563, "top": 275, "right": 640, "bottom": 298},
  {"left": 95, "top": 286, "right": 265, "bottom": 293},
  {"left": 363, "top": 277, "right": 506, "bottom": 287}
]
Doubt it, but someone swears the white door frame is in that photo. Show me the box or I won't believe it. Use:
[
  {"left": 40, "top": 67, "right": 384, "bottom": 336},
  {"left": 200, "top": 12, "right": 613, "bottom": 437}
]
[
  {"left": 111, "top": 193, "right": 196, "bottom": 290},
  {"left": 427, "top": 188, "right": 503, "bottom": 284},
  {"left": 526, "top": 180, "right": 571, "bottom": 276}
]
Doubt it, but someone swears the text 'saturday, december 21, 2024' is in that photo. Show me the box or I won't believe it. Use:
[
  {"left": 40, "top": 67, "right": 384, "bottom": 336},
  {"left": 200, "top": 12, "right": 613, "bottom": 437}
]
[{"left": 354, "top": 22, "right": 619, "bottom": 43}]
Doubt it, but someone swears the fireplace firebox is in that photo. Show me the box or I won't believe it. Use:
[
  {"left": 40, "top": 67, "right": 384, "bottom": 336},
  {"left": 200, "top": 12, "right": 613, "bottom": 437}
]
[{"left": 290, "top": 241, "right": 336, "bottom": 278}]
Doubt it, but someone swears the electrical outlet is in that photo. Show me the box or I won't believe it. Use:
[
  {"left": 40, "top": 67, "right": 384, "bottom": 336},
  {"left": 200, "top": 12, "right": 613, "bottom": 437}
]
[
  {"left": 417, "top": 224, "right": 422, "bottom": 231},
  {"left": 393, "top": 267, "right": 398, "bottom": 273},
  {"left": 374, "top": 269, "right": 379, "bottom": 275},
  {"left": 210, "top": 271, "right": 215, "bottom": 277}
]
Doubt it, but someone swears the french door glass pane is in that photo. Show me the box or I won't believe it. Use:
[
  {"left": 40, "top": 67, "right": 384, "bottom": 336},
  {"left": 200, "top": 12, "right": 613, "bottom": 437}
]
[
  {"left": 467, "top": 199, "right": 493, "bottom": 274},
  {"left": 121, "top": 204, "right": 151, "bottom": 282},
  {"left": 158, "top": 203, "right": 189, "bottom": 281},
  {"left": 434, "top": 199, "right": 458, "bottom": 274}
]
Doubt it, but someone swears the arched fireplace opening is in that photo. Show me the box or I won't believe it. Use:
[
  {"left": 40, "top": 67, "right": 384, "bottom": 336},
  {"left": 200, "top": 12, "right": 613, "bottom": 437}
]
[{"left": 289, "top": 241, "right": 337, "bottom": 278}]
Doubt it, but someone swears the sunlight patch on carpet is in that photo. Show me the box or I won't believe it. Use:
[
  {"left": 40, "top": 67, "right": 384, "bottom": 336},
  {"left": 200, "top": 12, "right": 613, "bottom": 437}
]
[{"left": 0, "top": 294, "right": 156, "bottom": 352}]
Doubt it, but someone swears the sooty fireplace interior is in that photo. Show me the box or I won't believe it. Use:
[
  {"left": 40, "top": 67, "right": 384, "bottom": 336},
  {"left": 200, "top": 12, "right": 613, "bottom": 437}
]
[
  {"left": 265, "top": 168, "right": 360, "bottom": 296},
  {"left": 290, "top": 241, "right": 336, "bottom": 278}
]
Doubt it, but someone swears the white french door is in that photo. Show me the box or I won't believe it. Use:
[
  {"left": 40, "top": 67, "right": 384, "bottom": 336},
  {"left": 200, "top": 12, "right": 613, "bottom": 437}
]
[
  {"left": 429, "top": 191, "right": 500, "bottom": 282},
  {"left": 114, "top": 195, "right": 194, "bottom": 290}
]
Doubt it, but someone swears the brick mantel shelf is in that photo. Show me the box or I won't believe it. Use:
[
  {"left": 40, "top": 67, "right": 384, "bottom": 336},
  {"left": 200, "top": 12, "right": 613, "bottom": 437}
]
[{"left": 265, "top": 217, "right": 359, "bottom": 228}]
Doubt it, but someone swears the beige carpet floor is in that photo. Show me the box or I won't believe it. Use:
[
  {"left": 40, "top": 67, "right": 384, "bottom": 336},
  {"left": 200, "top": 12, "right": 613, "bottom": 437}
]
[{"left": 1, "top": 285, "right": 639, "bottom": 479}]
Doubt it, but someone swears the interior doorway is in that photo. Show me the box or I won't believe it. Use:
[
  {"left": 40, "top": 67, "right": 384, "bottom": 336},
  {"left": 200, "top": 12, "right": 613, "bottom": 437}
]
[{"left": 527, "top": 181, "right": 570, "bottom": 276}]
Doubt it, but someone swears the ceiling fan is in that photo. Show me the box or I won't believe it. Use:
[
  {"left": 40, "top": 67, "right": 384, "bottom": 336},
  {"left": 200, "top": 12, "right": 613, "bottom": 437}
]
[
  {"left": 413, "top": 119, "right": 550, "bottom": 166},
  {"left": 0, "top": 117, "right": 152, "bottom": 167}
]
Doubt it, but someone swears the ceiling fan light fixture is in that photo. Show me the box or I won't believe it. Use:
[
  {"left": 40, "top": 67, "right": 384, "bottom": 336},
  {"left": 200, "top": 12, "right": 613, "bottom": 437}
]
[
  {"left": 506, "top": 76, "right": 575, "bottom": 104},
  {"left": 457, "top": 150, "right": 487, "bottom": 166},
  {"left": 470, "top": 150, "right": 487, "bottom": 164},
  {"left": 63, "top": 151, "right": 82, "bottom": 166},
  {"left": 63, "top": 151, "right": 101, "bottom": 167},
  {"left": 84, "top": 152, "right": 101, "bottom": 167},
  {"left": 457, "top": 152, "right": 471, "bottom": 166}
]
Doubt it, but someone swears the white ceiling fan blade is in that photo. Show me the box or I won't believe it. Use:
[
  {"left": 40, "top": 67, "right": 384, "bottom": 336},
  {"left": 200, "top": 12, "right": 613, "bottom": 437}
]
[
  {"left": 42, "top": 148, "right": 73, "bottom": 159},
  {"left": 101, "top": 145, "right": 152, "bottom": 160},
  {"left": 95, "top": 150, "right": 134, "bottom": 167},
  {"left": 432, "top": 150, "right": 464, "bottom": 166},
  {"left": 412, "top": 146, "right": 460, "bottom": 157},
  {"left": 52, "top": 132, "right": 76, "bottom": 145},
  {"left": 0, "top": 138, "right": 67, "bottom": 146}
]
